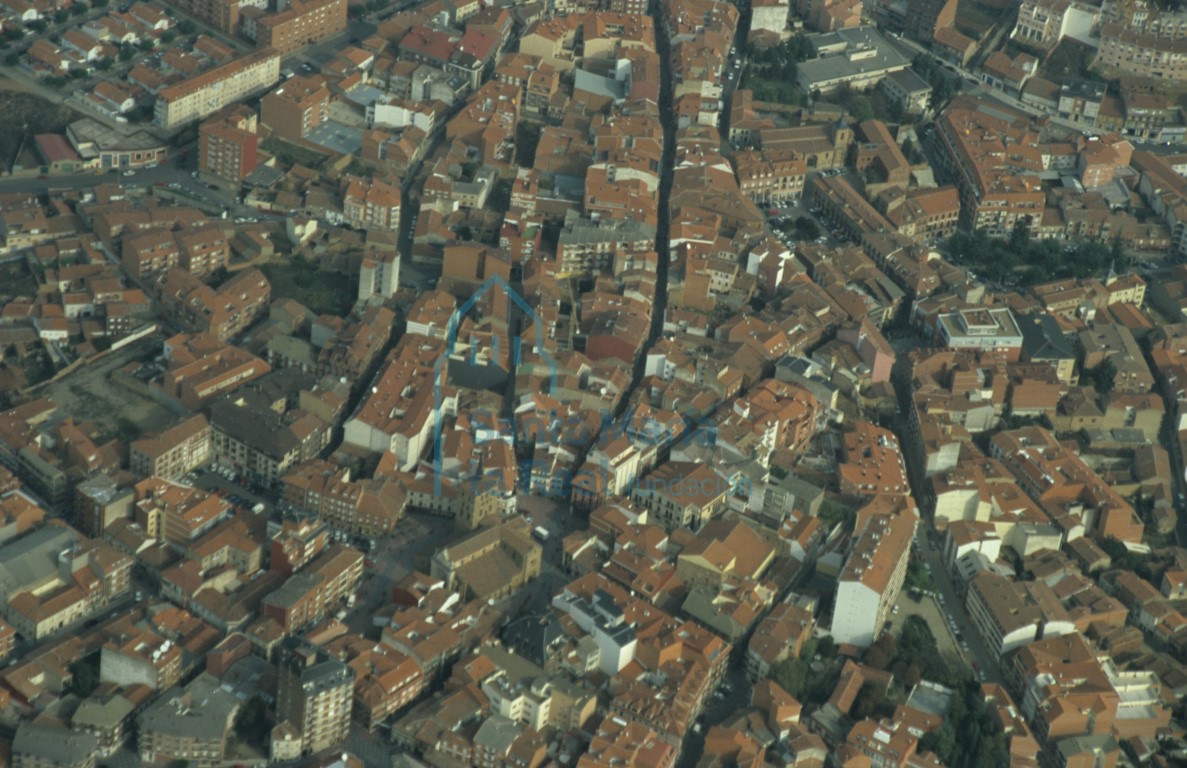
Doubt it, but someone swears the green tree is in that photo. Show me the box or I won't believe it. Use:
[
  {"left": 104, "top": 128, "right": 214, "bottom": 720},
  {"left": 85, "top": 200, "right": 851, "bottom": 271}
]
[
  {"left": 920, "top": 726, "right": 957, "bottom": 763},
  {"left": 115, "top": 417, "right": 142, "bottom": 444},
  {"left": 67, "top": 654, "right": 100, "bottom": 697},
  {"left": 207, "top": 265, "right": 231, "bottom": 288},
  {"left": 95, "top": 56, "right": 113, "bottom": 71},
  {"left": 851, "top": 680, "right": 890, "bottom": 720},
  {"left": 515, "top": 122, "right": 541, "bottom": 167},
  {"left": 178, "top": 19, "right": 196, "bottom": 34},
  {"left": 119, "top": 42, "right": 135, "bottom": 61},
  {"left": 234, "top": 696, "right": 271, "bottom": 747},
  {"left": 793, "top": 216, "right": 820, "bottom": 241},
  {"left": 1086, "top": 359, "right": 1117, "bottom": 396},
  {"left": 53, "top": 9, "right": 70, "bottom": 23},
  {"left": 70, "top": 2, "right": 89, "bottom": 15},
  {"left": 770, "top": 657, "right": 807, "bottom": 698},
  {"left": 1008, "top": 218, "right": 1030, "bottom": 250},
  {"left": 161, "top": 30, "right": 176, "bottom": 44},
  {"left": 4, "top": 52, "right": 18, "bottom": 66},
  {"left": 27, "top": 19, "right": 48, "bottom": 32},
  {"left": 137, "top": 38, "right": 154, "bottom": 52}
]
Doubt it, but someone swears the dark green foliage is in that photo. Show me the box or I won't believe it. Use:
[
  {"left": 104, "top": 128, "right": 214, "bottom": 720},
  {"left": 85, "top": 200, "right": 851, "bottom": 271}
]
[
  {"left": 892, "top": 616, "right": 969, "bottom": 688},
  {"left": 738, "top": 35, "right": 815, "bottom": 106},
  {"left": 904, "top": 559, "right": 936, "bottom": 594},
  {"left": 918, "top": 681, "right": 1010, "bottom": 768},
  {"left": 515, "top": 122, "right": 541, "bottom": 167},
  {"left": 234, "top": 696, "right": 271, "bottom": 746},
  {"left": 1086, "top": 359, "right": 1117, "bottom": 396},
  {"left": 911, "top": 53, "right": 961, "bottom": 110},
  {"left": 792, "top": 216, "right": 820, "bottom": 241},
  {"left": 67, "top": 653, "right": 100, "bottom": 697},
  {"left": 1099, "top": 537, "right": 1157, "bottom": 581},
  {"left": 946, "top": 229, "right": 1122, "bottom": 286}
]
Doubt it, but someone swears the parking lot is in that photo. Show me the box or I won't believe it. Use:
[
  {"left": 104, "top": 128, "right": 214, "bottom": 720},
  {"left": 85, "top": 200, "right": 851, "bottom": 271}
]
[{"left": 765, "top": 187, "right": 848, "bottom": 249}]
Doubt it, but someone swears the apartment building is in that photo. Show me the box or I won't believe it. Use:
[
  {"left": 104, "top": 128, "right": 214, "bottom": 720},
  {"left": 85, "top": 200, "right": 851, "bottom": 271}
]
[
  {"left": 129, "top": 414, "right": 211, "bottom": 480},
  {"left": 1133, "top": 151, "right": 1187, "bottom": 255},
  {"left": 260, "top": 75, "right": 331, "bottom": 143},
  {"left": 630, "top": 461, "right": 731, "bottom": 530},
  {"left": 138, "top": 675, "right": 238, "bottom": 768},
  {"left": 0, "top": 525, "right": 133, "bottom": 640},
  {"left": 261, "top": 544, "right": 364, "bottom": 631},
  {"left": 965, "top": 571, "right": 1075, "bottom": 659},
  {"left": 123, "top": 225, "right": 230, "bottom": 281},
  {"left": 745, "top": 600, "right": 815, "bottom": 680},
  {"left": 357, "top": 249, "right": 400, "bottom": 300},
  {"left": 277, "top": 644, "right": 355, "bottom": 755},
  {"left": 254, "top": 0, "right": 347, "bottom": 55},
  {"left": 732, "top": 147, "right": 807, "bottom": 203},
  {"left": 159, "top": 335, "right": 272, "bottom": 411},
  {"left": 198, "top": 105, "right": 259, "bottom": 182},
  {"left": 1010, "top": 633, "right": 1171, "bottom": 743},
  {"left": 160, "top": 0, "right": 240, "bottom": 33},
  {"left": 269, "top": 514, "right": 332, "bottom": 575},
  {"left": 1098, "top": 24, "right": 1187, "bottom": 82},
  {"left": 343, "top": 336, "right": 457, "bottom": 467},
  {"left": 133, "top": 477, "right": 232, "bottom": 544},
  {"left": 100, "top": 626, "right": 184, "bottom": 691},
  {"left": 341, "top": 176, "right": 402, "bottom": 232},
  {"left": 880, "top": 186, "right": 962, "bottom": 240},
  {"left": 936, "top": 98, "right": 1045, "bottom": 236},
  {"left": 334, "top": 640, "right": 425, "bottom": 730},
  {"left": 281, "top": 460, "right": 407, "bottom": 536},
  {"left": 155, "top": 49, "right": 281, "bottom": 129},
  {"left": 1012, "top": 0, "right": 1098, "bottom": 48},
  {"left": 13, "top": 723, "right": 98, "bottom": 768},
  {"left": 209, "top": 397, "right": 329, "bottom": 488},
  {"left": 838, "top": 420, "right": 910, "bottom": 497},
  {"left": 881, "top": 68, "right": 932, "bottom": 115},
  {"left": 989, "top": 427, "right": 1145, "bottom": 547},
  {"left": 155, "top": 268, "right": 272, "bottom": 342},
  {"left": 829, "top": 511, "right": 914, "bottom": 647},
  {"left": 120, "top": 230, "right": 179, "bottom": 280}
]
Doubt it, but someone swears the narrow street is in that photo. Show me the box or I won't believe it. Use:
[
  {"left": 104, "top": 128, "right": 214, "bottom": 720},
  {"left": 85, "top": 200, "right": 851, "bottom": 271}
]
[
  {"left": 888, "top": 333, "right": 1008, "bottom": 689},
  {"left": 623, "top": 0, "right": 678, "bottom": 419}
]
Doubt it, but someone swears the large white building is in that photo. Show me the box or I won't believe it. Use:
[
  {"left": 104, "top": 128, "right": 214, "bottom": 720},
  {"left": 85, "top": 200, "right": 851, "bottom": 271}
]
[
  {"left": 552, "top": 587, "right": 637, "bottom": 675},
  {"left": 964, "top": 571, "right": 1075, "bottom": 660},
  {"left": 155, "top": 50, "right": 281, "bottom": 129},
  {"left": 829, "top": 512, "right": 915, "bottom": 647},
  {"left": 795, "top": 27, "right": 910, "bottom": 95},
  {"left": 750, "top": 0, "right": 790, "bottom": 38}
]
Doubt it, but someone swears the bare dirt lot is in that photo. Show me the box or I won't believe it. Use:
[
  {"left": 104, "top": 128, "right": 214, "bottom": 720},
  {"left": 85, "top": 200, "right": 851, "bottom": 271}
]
[{"left": 41, "top": 336, "right": 182, "bottom": 440}]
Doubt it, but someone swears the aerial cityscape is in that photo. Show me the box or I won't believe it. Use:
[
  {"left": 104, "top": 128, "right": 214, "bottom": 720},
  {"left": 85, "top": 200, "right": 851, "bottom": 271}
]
[{"left": 0, "top": 0, "right": 1185, "bottom": 765}]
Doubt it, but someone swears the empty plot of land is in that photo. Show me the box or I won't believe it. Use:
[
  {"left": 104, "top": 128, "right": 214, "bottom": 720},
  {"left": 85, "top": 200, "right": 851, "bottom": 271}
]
[{"left": 42, "top": 337, "right": 182, "bottom": 439}]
